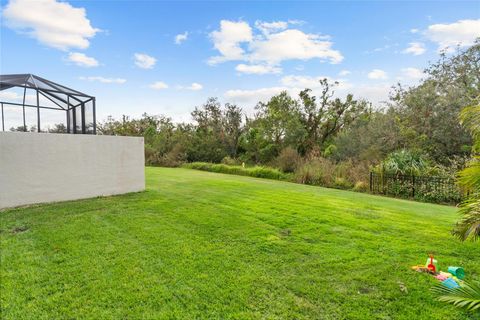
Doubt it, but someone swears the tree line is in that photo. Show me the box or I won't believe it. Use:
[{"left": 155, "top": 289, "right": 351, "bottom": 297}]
[
  {"left": 99, "top": 42, "right": 478, "bottom": 176},
  {"left": 13, "top": 41, "right": 477, "bottom": 239}
]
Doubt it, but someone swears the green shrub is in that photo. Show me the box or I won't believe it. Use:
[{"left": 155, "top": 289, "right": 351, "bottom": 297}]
[
  {"left": 144, "top": 144, "right": 158, "bottom": 165},
  {"left": 183, "top": 162, "right": 287, "bottom": 180},
  {"left": 336, "top": 159, "right": 369, "bottom": 185},
  {"left": 353, "top": 181, "right": 369, "bottom": 192},
  {"left": 293, "top": 157, "right": 335, "bottom": 186},
  {"left": 333, "top": 177, "right": 353, "bottom": 189},
  {"left": 375, "top": 149, "right": 429, "bottom": 175},
  {"left": 158, "top": 144, "right": 187, "bottom": 167},
  {"left": 323, "top": 144, "right": 337, "bottom": 157},
  {"left": 186, "top": 158, "right": 373, "bottom": 195},
  {"left": 221, "top": 156, "right": 240, "bottom": 166},
  {"left": 293, "top": 157, "right": 369, "bottom": 190},
  {"left": 274, "top": 147, "right": 301, "bottom": 173}
]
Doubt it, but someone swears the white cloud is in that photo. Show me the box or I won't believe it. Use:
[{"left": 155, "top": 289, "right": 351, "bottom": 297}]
[
  {"left": 208, "top": 20, "right": 343, "bottom": 67},
  {"left": 222, "top": 63, "right": 396, "bottom": 113},
  {"left": 0, "top": 91, "right": 22, "bottom": 102},
  {"left": 176, "top": 83, "right": 203, "bottom": 90},
  {"left": 410, "top": 28, "right": 419, "bottom": 34},
  {"left": 426, "top": 19, "right": 480, "bottom": 51},
  {"left": 368, "top": 69, "right": 388, "bottom": 80},
  {"left": 349, "top": 84, "right": 390, "bottom": 106},
  {"left": 280, "top": 75, "right": 387, "bottom": 105},
  {"left": 402, "top": 42, "right": 426, "bottom": 55},
  {"left": 208, "top": 20, "right": 253, "bottom": 64},
  {"left": 2, "top": 0, "right": 99, "bottom": 50},
  {"left": 79, "top": 76, "right": 126, "bottom": 84},
  {"left": 186, "top": 82, "right": 203, "bottom": 90},
  {"left": 254, "top": 20, "right": 288, "bottom": 34},
  {"left": 175, "top": 31, "right": 188, "bottom": 44},
  {"left": 149, "top": 81, "right": 168, "bottom": 90},
  {"left": 235, "top": 63, "right": 282, "bottom": 75},
  {"left": 0, "top": 91, "right": 38, "bottom": 105},
  {"left": 280, "top": 75, "right": 352, "bottom": 91},
  {"left": 224, "top": 87, "right": 288, "bottom": 104},
  {"left": 400, "top": 67, "right": 424, "bottom": 80},
  {"left": 249, "top": 29, "right": 343, "bottom": 64},
  {"left": 224, "top": 75, "right": 354, "bottom": 108},
  {"left": 134, "top": 53, "right": 157, "bottom": 69},
  {"left": 67, "top": 52, "right": 99, "bottom": 67},
  {"left": 338, "top": 70, "right": 351, "bottom": 76}
]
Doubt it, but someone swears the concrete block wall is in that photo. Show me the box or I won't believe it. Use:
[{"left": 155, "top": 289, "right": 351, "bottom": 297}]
[{"left": 0, "top": 132, "right": 145, "bottom": 209}]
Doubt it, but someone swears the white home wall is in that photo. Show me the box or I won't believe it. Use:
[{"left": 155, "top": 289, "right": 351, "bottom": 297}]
[{"left": 0, "top": 132, "right": 145, "bottom": 209}]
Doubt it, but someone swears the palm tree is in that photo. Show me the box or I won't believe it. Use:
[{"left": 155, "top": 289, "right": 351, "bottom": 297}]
[
  {"left": 453, "top": 104, "right": 480, "bottom": 241},
  {"left": 433, "top": 104, "right": 480, "bottom": 313}
]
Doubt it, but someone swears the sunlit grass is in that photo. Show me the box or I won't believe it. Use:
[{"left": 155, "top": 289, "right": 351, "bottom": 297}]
[{"left": 1, "top": 167, "right": 478, "bottom": 319}]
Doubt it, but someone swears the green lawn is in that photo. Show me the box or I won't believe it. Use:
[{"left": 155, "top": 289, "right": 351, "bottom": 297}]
[{"left": 1, "top": 167, "right": 478, "bottom": 319}]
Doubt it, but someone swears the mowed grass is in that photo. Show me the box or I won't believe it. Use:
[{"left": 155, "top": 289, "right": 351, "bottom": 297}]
[{"left": 1, "top": 167, "right": 479, "bottom": 319}]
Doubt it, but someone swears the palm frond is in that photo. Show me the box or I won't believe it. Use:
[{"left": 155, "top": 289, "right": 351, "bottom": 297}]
[
  {"left": 457, "top": 104, "right": 480, "bottom": 242},
  {"left": 460, "top": 104, "right": 480, "bottom": 152},
  {"left": 453, "top": 195, "right": 480, "bottom": 241},
  {"left": 432, "top": 280, "right": 480, "bottom": 312},
  {"left": 457, "top": 157, "right": 480, "bottom": 191}
]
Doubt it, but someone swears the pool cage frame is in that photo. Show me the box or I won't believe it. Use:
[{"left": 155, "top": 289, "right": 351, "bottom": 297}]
[{"left": 0, "top": 74, "right": 96, "bottom": 134}]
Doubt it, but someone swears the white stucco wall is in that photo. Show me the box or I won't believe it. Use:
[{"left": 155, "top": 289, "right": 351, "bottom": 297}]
[{"left": 0, "top": 132, "right": 145, "bottom": 209}]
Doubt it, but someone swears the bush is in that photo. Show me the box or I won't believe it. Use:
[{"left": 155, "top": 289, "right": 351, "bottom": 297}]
[
  {"left": 334, "top": 177, "right": 353, "bottom": 189},
  {"left": 323, "top": 144, "right": 337, "bottom": 157},
  {"left": 336, "top": 159, "right": 370, "bottom": 187},
  {"left": 274, "top": 147, "right": 301, "bottom": 173},
  {"left": 375, "top": 149, "right": 429, "bottom": 175},
  {"left": 293, "top": 157, "right": 335, "bottom": 186},
  {"left": 221, "top": 156, "right": 240, "bottom": 166},
  {"left": 185, "top": 158, "right": 372, "bottom": 194},
  {"left": 159, "top": 144, "right": 186, "bottom": 167},
  {"left": 353, "top": 181, "right": 369, "bottom": 192},
  {"left": 183, "top": 162, "right": 288, "bottom": 180},
  {"left": 293, "top": 157, "right": 370, "bottom": 191},
  {"left": 144, "top": 144, "right": 158, "bottom": 165}
]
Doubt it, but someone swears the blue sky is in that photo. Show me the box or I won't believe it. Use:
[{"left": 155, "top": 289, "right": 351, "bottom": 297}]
[{"left": 1, "top": 0, "right": 479, "bottom": 125}]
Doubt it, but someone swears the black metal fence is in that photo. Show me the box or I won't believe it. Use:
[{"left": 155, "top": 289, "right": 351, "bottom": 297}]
[{"left": 369, "top": 172, "right": 463, "bottom": 204}]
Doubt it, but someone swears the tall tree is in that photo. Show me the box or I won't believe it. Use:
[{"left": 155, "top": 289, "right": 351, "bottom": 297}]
[
  {"left": 390, "top": 41, "right": 480, "bottom": 163},
  {"left": 332, "top": 109, "right": 401, "bottom": 162},
  {"left": 255, "top": 91, "right": 305, "bottom": 149},
  {"left": 244, "top": 91, "right": 306, "bottom": 163},
  {"left": 298, "top": 79, "right": 370, "bottom": 155},
  {"left": 223, "top": 103, "right": 243, "bottom": 158},
  {"left": 189, "top": 98, "right": 245, "bottom": 162},
  {"left": 190, "top": 98, "right": 227, "bottom": 162}
]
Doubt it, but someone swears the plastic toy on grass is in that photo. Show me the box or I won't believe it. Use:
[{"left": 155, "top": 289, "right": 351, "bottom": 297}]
[
  {"left": 441, "top": 278, "right": 460, "bottom": 289},
  {"left": 435, "top": 273, "right": 448, "bottom": 281},
  {"left": 425, "top": 254, "right": 438, "bottom": 273},
  {"left": 448, "top": 266, "right": 465, "bottom": 280},
  {"left": 411, "top": 265, "right": 434, "bottom": 274}
]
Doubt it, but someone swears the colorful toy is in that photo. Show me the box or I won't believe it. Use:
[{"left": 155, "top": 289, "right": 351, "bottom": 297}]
[
  {"left": 442, "top": 278, "right": 460, "bottom": 289},
  {"left": 435, "top": 273, "right": 448, "bottom": 281},
  {"left": 425, "top": 254, "right": 437, "bottom": 273},
  {"left": 447, "top": 266, "right": 465, "bottom": 279},
  {"left": 411, "top": 265, "right": 434, "bottom": 274},
  {"left": 412, "top": 255, "right": 467, "bottom": 291}
]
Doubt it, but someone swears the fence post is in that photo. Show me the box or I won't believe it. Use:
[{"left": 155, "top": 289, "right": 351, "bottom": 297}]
[
  {"left": 382, "top": 173, "right": 386, "bottom": 194},
  {"left": 369, "top": 172, "right": 373, "bottom": 193},
  {"left": 412, "top": 175, "right": 415, "bottom": 198}
]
